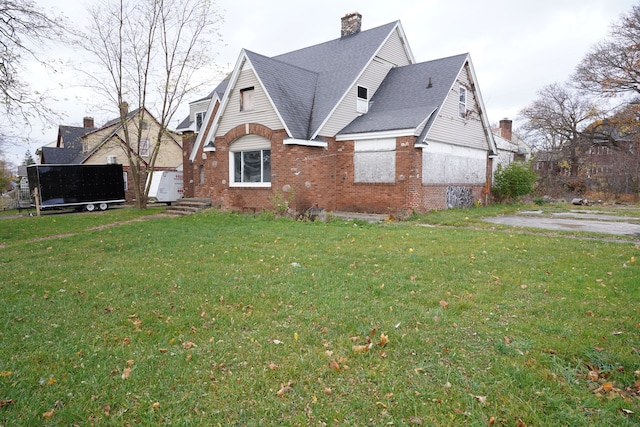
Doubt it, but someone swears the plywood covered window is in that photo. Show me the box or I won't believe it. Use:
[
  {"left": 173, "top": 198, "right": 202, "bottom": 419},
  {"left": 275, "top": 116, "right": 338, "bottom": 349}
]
[
  {"left": 354, "top": 138, "right": 395, "bottom": 183},
  {"left": 240, "top": 87, "right": 255, "bottom": 112}
]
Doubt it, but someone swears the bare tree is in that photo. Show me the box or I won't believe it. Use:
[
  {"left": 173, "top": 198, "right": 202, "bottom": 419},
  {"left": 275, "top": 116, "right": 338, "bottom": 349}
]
[
  {"left": 574, "top": 3, "right": 640, "bottom": 98},
  {"left": 0, "top": 0, "right": 63, "bottom": 123},
  {"left": 76, "top": 0, "right": 223, "bottom": 208},
  {"left": 520, "top": 83, "right": 607, "bottom": 175}
]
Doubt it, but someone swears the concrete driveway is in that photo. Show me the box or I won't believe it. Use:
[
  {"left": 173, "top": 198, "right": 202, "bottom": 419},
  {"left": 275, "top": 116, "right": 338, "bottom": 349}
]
[{"left": 483, "top": 209, "right": 640, "bottom": 237}]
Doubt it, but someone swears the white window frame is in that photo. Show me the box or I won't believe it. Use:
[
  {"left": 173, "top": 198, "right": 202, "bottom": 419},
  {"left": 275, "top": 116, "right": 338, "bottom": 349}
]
[
  {"left": 356, "top": 85, "right": 369, "bottom": 114},
  {"left": 195, "top": 111, "right": 205, "bottom": 132},
  {"left": 229, "top": 149, "right": 271, "bottom": 187},
  {"left": 240, "top": 87, "right": 255, "bottom": 112},
  {"left": 458, "top": 86, "right": 467, "bottom": 118},
  {"left": 139, "top": 138, "right": 150, "bottom": 157}
]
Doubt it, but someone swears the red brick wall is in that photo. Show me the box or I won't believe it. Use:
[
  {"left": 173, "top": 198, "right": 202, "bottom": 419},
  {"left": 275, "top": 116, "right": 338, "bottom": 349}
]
[{"left": 186, "top": 123, "right": 491, "bottom": 214}]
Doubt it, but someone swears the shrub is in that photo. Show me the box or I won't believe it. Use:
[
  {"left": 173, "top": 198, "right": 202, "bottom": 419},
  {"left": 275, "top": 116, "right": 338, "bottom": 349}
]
[{"left": 492, "top": 161, "right": 537, "bottom": 202}]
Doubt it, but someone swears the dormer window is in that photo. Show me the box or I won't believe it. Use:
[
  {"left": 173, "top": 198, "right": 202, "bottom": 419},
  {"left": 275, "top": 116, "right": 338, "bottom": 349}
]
[
  {"left": 195, "top": 111, "right": 205, "bottom": 131},
  {"left": 458, "top": 86, "right": 467, "bottom": 118},
  {"left": 357, "top": 85, "right": 368, "bottom": 114},
  {"left": 240, "top": 87, "right": 255, "bottom": 112}
]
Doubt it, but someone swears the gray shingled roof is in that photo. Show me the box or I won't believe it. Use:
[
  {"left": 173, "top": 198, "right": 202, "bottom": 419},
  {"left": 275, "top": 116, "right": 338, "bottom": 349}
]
[
  {"left": 339, "top": 53, "right": 468, "bottom": 137},
  {"left": 40, "top": 147, "right": 83, "bottom": 164},
  {"left": 271, "top": 21, "right": 399, "bottom": 138},
  {"left": 246, "top": 50, "right": 318, "bottom": 139},
  {"left": 176, "top": 78, "right": 230, "bottom": 132}
]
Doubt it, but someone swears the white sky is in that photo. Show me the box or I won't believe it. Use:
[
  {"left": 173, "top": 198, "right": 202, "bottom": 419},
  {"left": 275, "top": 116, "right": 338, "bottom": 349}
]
[{"left": 4, "top": 0, "right": 638, "bottom": 165}]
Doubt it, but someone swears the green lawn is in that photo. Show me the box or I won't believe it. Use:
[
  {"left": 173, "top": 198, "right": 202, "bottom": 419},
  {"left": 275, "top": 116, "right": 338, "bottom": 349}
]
[{"left": 0, "top": 207, "right": 638, "bottom": 425}]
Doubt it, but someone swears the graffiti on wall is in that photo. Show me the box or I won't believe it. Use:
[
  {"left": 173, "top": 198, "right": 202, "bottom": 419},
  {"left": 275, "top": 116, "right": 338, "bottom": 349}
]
[{"left": 446, "top": 186, "right": 474, "bottom": 209}]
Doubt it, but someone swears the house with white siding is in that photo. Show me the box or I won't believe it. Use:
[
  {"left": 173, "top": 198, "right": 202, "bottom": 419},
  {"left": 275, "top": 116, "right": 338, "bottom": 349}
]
[{"left": 182, "top": 12, "right": 497, "bottom": 214}]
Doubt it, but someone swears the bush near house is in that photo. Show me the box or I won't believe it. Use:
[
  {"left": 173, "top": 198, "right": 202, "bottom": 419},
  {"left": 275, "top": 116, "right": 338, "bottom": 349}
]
[{"left": 493, "top": 161, "right": 537, "bottom": 202}]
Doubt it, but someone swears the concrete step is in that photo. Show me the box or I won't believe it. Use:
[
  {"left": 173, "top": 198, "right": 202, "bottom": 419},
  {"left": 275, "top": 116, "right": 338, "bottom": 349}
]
[{"left": 164, "top": 198, "right": 212, "bottom": 216}]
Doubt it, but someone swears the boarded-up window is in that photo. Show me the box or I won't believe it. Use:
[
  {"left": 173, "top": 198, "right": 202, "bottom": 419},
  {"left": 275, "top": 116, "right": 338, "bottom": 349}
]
[
  {"left": 240, "top": 87, "right": 255, "bottom": 112},
  {"left": 354, "top": 139, "right": 395, "bottom": 183}
]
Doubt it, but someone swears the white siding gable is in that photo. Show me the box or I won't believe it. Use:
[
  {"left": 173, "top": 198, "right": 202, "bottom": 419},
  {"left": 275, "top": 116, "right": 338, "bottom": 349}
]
[
  {"left": 424, "top": 63, "right": 488, "bottom": 151},
  {"left": 216, "top": 66, "right": 283, "bottom": 137},
  {"left": 422, "top": 141, "right": 486, "bottom": 185}
]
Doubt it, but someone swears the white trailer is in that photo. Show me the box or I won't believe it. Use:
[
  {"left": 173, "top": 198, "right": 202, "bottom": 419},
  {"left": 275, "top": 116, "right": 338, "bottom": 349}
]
[{"left": 147, "top": 171, "right": 184, "bottom": 204}]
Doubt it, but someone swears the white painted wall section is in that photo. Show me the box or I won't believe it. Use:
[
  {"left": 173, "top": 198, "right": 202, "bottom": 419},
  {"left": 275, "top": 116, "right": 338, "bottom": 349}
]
[{"left": 422, "top": 141, "right": 486, "bottom": 184}]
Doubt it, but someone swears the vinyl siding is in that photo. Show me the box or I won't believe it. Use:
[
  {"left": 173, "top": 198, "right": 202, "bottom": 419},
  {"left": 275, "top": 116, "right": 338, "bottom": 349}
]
[
  {"left": 424, "top": 63, "right": 488, "bottom": 151},
  {"left": 217, "top": 67, "right": 283, "bottom": 137},
  {"left": 376, "top": 28, "right": 411, "bottom": 67},
  {"left": 320, "top": 58, "right": 391, "bottom": 136},
  {"left": 189, "top": 100, "right": 210, "bottom": 122}
]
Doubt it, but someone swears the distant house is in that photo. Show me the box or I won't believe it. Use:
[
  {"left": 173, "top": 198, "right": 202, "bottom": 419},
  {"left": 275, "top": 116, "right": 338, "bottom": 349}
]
[
  {"left": 182, "top": 13, "right": 498, "bottom": 214},
  {"left": 491, "top": 119, "right": 531, "bottom": 169},
  {"left": 39, "top": 109, "right": 182, "bottom": 201}
]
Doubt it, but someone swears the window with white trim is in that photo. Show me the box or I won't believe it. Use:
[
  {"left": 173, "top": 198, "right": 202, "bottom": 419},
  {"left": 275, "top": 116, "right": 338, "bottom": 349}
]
[
  {"left": 139, "top": 138, "right": 150, "bottom": 157},
  {"left": 458, "top": 86, "right": 467, "bottom": 118},
  {"left": 229, "top": 135, "right": 271, "bottom": 186},
  {"left": 357, "top": 85, "right": 369, "bottom": 114},
  {"left": 354, "top": 138, "right": 395, "bottom": 183},
  {"left": 240, "top": 87, "right": 255, "bottom": 112},
  {"left": 195, "top": 111, "right": 205, "bottom": 131}
]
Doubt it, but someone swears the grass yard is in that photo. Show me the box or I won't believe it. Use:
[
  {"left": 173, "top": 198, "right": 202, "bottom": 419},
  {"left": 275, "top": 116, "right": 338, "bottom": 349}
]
[{"left": 0, "top": 207, "right": 638, "bottom": 426}]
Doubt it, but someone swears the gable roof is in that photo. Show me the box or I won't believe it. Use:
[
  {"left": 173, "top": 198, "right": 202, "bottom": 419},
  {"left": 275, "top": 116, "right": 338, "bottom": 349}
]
[
  {"left": 272, "top": 21, "right": 406, "bottom": 137},
  {"left": 339, "top": 53, "right": 469, "bottom": 136},
  {"left": 176, "top": 80, "right": 229, "bottom": 133}
]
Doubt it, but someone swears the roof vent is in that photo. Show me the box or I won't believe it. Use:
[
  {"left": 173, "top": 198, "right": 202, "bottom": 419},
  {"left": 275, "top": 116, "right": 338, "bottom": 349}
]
[
  {"left": 427, "top": 77, "right": 432, "bottom": 89},
  {"left": 341, "top": 12, "right": 362, "bottom": 37}
]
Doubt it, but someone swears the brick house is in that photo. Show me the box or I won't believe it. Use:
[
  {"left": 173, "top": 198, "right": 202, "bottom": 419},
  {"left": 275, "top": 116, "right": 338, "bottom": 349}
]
[
  {"left": 182, "top": 13, "right": 497, "bottom": 214},
  {"left": 39, "top": 109, "right": 183, "bottom": 201}
]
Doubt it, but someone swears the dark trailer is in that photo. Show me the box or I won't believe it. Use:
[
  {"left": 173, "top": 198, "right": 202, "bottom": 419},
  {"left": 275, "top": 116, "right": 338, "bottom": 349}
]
[{"left": 27, "top": 164, "right": 126, "bottom": 211}]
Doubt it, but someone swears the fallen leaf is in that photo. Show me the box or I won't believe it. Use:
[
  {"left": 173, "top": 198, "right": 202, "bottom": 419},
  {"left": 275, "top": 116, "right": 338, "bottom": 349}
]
[
  {"left": 324, "top": 387, "right": 332, "bottom": 395},
  {"left": 328, "top": 360, "right": 341, "bottom": 372},
  {"left": 126, "top": 359, "right": 134, "bottom": 366},
  {"left": 586, "top": 310, "right": 594, "bottom": 317},
  {"left": 267, "top": 363, "right": 279, "bottom": 370},
  {"left": 152, "top": 402, "right": 160, "bottom": 410},
  {"left": 352, "top": 343, "right": 372, "bottom": 353},
  {"left": 620, "top": 408, "right": 634, "bottom": 415},
  {"left": 43, "top": 410, "right": 55, "bottom": 419},
  {"left": 516, "top": 420, "right": 527, "bottom": 427},
  {"left": 409, "top": 416, "right": 422, "bottom": 425},
  {"left": 276, "top": 381, "right": 293, "bottom": 396},
  {"left": 0, "top": 371, "right": 12, "bottom": 377},
  {"left": 182, "top": 341, "right": 196, "bottom": 349},
  {"left": 0, "top": 399, "right": 15, "bottom": 408},
  {"left": 103, "top": 403, "right": 111, "bottom": 415},
  {"left": 489, "top": 416, "right": 495, "bottom": 426},
  {"left": 378, "top": 333, "right": 389, "bottom": 347},
  {"left": 504, "top": 336, "right": 511, "bottom": 344},
  {"left": 472, "top": 395, "right": 487, "bottom": 405},
  {"left": 602, "top": 382, "right": 613, "bottom": 392},
  {"left": 439, "top": 300, "right": 449, "bottom": 309},
  {"left": 121, "top": 367, "right": 131, "bottom": 380}
]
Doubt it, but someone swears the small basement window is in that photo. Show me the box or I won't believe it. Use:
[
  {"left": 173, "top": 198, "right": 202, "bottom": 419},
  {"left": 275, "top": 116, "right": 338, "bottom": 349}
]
[
  {"left": 357, "top": 85, "right": 368, "bottom": 114},
  {"left": 240, "top": 87, "right": 255, "bottom": 112}
]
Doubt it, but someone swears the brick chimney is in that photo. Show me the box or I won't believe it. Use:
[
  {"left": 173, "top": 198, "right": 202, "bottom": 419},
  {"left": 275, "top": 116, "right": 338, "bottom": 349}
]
[
  {"left": 499, "top": 119, "right": 512, "bottom": 141},
  {"left": 341, "top": 12, "right": 362, "bottom": 37},
  {"left": 83, "top": 116, "right": 95, "bottom": 128}
]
